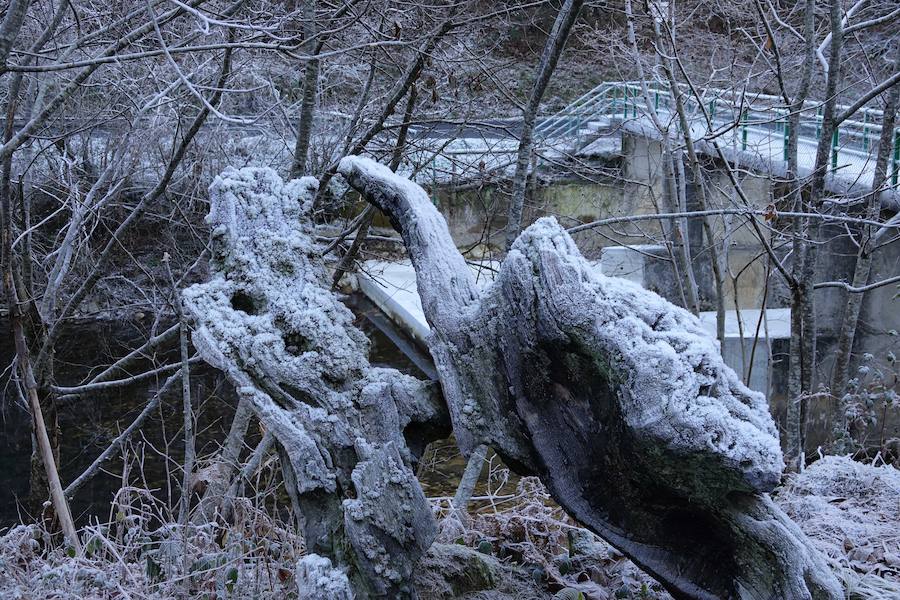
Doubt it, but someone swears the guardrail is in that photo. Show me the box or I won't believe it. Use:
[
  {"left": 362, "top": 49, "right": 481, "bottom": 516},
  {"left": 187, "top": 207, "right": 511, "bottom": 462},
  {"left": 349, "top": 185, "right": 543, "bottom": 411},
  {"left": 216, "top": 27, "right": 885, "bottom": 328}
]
[{"left": 534, "top": 81, "right": 900, "bottom": 188}]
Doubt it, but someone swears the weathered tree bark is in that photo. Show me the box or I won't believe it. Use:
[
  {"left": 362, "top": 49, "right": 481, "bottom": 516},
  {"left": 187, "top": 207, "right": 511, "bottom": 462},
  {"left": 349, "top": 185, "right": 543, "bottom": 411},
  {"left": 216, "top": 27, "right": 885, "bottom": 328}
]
[
  {"left": 289, "top": 0, "right": 318, "bottom": 179},
  {"left": 340, "top": 156, "right": 843, "bottom": 600},
  {"left": 792, "top": 0, "right": 846, "bottom": 447},
  {"left": 783, "top": 0, "right": 833, "bottom": 472},
  {"left": 183, "top": 168, "right": 450, "bottom": 598}
]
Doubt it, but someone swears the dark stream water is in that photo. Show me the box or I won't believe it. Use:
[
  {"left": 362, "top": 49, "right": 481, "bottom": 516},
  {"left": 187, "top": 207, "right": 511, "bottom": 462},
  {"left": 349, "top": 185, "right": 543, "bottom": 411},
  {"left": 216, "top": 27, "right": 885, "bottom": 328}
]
[{"left": 0, "top": 294, "right": 462, "bottom": 528}]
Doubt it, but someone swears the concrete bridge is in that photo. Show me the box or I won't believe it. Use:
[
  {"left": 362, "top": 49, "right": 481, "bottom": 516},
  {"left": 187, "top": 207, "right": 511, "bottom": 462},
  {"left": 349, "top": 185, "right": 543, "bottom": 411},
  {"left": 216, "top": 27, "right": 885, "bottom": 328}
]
[
  {"left": 403, "top": 81, "right": 899, "bottom": 323},
  {"left": 380, "top": 82, "right": 900, "bottom": 454},
  {"left": 410, "top": 80, "right": 900, "bottom": 206}
]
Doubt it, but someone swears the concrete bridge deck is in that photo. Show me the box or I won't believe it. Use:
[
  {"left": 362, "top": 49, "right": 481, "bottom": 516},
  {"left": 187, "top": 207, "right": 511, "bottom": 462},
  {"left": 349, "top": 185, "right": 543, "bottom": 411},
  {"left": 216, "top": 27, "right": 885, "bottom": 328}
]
[{"left": 408, "top": 81, "right": 900, "bottom": 206}]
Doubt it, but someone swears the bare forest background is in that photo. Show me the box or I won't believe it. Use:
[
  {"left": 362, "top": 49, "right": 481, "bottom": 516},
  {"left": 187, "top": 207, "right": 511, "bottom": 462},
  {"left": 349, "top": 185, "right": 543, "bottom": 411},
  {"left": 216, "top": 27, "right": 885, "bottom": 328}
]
[{"left": 0, "top": 0, "right": 898, "bottom": 598}]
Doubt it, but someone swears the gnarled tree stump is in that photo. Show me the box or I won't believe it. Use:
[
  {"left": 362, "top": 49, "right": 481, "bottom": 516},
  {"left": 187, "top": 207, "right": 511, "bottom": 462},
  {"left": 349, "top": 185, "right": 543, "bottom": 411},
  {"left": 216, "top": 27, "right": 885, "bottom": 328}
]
[
  {"left": 338, "top": 156, "right": 843, "bottom": 600},
  {"left": 183, "top": 168, "right": 449, "bottom": 598}
]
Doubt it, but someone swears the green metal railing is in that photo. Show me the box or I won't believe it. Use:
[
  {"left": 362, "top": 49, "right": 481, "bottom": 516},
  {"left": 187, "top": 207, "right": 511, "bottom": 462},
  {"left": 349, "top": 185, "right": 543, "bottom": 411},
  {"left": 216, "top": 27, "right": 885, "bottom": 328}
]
[{"left": 533, "top": 81, "right": 900, "bottom": 188}]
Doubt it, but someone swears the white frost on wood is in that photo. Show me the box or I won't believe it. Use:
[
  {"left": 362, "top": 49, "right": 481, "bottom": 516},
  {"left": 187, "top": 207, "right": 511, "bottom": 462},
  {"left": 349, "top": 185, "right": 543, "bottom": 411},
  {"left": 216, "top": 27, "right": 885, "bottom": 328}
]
[
  {"left": 341, "top": 154, "right": 782, "bottom": 493},
  {"left": 296, "top": 555, "right": 353, "bottom": 600},
  {"left": 183, "top": 166, "right": 443, "bottom": 597},
  {"left": 338, "top": 155, "right": 480, "bottom": 334},
  {"left": 505, "top": 217, "right": 783, "bottom": 491},
  {"left": 190, "top": 167, "right": 369, "bottom": 388},
  {"left": 339, "top": 155, "right": 842, "bottom": 600}
]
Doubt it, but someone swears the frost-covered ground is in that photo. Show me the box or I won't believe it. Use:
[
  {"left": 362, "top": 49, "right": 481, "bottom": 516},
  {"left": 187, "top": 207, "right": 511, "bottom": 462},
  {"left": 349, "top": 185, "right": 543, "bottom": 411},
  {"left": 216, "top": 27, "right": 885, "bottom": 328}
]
[
  {"left": 1, "top": 456, "right": 897, "bottom": 599},
  {"left": 778, "top": 456, "right": 900, "bottom": 599}
]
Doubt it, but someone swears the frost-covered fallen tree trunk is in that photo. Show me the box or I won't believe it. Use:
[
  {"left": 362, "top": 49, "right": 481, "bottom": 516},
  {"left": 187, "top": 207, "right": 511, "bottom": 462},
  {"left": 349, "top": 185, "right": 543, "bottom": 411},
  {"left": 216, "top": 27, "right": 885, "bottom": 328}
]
[
  {"left": 338, "top": 156, "right": 844, "bottom": 600},
  {"left": 183, "top": 168, "right": 449, "bottom": 598}
]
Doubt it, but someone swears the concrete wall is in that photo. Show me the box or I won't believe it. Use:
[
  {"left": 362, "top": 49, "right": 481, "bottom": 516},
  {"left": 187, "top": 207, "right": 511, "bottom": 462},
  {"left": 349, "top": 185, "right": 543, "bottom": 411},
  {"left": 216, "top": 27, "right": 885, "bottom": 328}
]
[
  {"left": 613, "top": 133, "right": 777, "bottom": 312},
  {"left": 807, "top": 224, "right": 900, "bottom": 450},
  {"left": 702, "top": 168, "right": 774, "bottom": 310},
  {"left": 431, "top": 176, "right": 627, "bottom": 256},
  {"left": 424, "top": 130, "right": 898, "bottom": 454}
]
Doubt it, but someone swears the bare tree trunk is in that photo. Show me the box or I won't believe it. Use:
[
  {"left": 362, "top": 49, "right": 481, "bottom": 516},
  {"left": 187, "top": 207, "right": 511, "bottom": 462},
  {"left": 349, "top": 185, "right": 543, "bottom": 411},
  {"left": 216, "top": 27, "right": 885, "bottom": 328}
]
[
  {"left": 664, "top": 145, "right": 701, "bottom": 313},
  {"left": 2, "top": 144, "right": 79, "bottom": 550},
  {"left": 184, "top": 167, "right": 450, "bottom": 598},
  {"left": 290, "top": 0, "right": 318, "bottom": 178},
  {"left": 166, "top": 257, "right": 195, "bottom": 527},
  {"left": 227, "top": 431, "right": 274, "bottom": 500},
  {"left": 667, "top": 85, "right": 725, "bottom": 334},
  {"left": 784, "top": 0, "right": 840, "bottom": 470},
  {"left": 828, "top": 57, "right": 899, "bottom": 445},
  {"left": 504, "top": 0, "right": 584, "bottom": 249},
  {"left": 788, "top": 0, "right": 858, "bottom": 470},
  {"left": 787, "top": 293, "right": 807, "bottom": 469},
  {"left": 623, "top": 0, "right": 698, "bottom": 315},
  {"left": 19, "top": 339, "right": 80, "bottom": 553},
  {"left": 1, "top": 26, "right": 60, "bottom": 516},
  {"left": 0, "top": 0, "right": 30, "bottom": 66}
]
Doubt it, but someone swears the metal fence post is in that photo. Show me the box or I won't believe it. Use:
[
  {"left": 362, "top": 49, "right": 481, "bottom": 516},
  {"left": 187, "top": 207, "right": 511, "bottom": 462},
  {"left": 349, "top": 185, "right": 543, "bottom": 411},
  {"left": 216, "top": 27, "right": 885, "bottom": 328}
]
[
  {"left": 741, "top": 110, "right": 748, "bottom": 151},
  {"left": 654, "top": 89, "right": 660, "bottom": 111},
  {"left": 831, "top": 127, "right": 839, "bottom": 171}
]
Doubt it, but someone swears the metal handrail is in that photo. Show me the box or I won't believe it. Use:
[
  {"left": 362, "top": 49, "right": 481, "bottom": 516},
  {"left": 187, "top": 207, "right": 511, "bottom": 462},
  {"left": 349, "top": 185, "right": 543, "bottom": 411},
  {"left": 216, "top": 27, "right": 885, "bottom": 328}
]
[{"left": 533, "top": 81, "right": 900, "bottom": 186}]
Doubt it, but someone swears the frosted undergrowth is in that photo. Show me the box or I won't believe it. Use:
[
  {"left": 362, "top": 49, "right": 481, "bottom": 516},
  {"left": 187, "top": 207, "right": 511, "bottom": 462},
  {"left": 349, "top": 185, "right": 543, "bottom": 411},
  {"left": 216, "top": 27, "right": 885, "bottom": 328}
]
[
  {"left": 2, "top": 455, "right": 898, "bottom": 599},
  {"left": 778, "top": 456, "right": 900, "bottom": 599},
  {"left": 0, "top": 490, "right": 303, "bottom": 599},
  {"left": 431, "top": 475, "right": 673, "bottom": 600}
]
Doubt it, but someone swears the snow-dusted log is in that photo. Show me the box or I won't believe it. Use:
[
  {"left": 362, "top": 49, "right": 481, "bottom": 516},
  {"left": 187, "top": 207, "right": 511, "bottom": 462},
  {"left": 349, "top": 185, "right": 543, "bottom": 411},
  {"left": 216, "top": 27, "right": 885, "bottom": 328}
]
[
  {"left": 183, "top": 168, "right": 449, "bottom": 598},
  {"left": 339, "top": 156, "right": 843, "bottom": 600}
]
